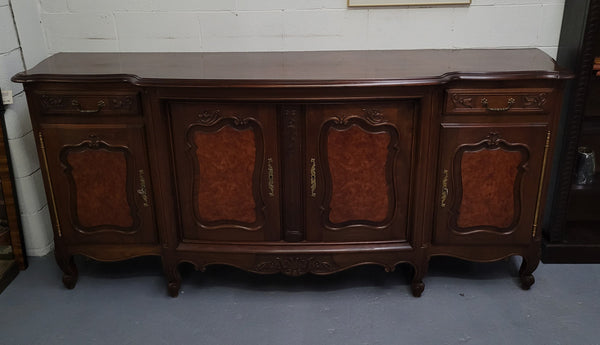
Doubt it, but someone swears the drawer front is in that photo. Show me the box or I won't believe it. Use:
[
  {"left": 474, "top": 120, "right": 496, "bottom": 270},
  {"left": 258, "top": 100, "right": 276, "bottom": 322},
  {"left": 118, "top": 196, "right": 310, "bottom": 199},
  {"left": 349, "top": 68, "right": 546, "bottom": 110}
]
[
  {"left": 37, "top": 93, "right": 140, "bottom": 116},
  {"left": 444, "top": 89, "right": 554, "bottom": 115}
]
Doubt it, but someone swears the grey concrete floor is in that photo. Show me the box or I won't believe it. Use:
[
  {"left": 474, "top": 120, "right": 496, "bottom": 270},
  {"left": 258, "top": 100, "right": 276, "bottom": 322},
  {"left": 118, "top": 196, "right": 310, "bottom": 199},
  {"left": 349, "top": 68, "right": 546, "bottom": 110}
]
[{"left": 0, "top": 254, "right": 598, "bottom": 345}]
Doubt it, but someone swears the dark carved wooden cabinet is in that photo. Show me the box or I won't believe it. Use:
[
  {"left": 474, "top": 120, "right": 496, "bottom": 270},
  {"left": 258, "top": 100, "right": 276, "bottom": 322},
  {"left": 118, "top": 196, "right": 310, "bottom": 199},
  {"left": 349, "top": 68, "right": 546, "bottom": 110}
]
[
  {"left": 13, "top": 49, "right": 570, "bottom": 297},
  {"left": 32, "top": 90, "right": 159, "bottom": 286}
]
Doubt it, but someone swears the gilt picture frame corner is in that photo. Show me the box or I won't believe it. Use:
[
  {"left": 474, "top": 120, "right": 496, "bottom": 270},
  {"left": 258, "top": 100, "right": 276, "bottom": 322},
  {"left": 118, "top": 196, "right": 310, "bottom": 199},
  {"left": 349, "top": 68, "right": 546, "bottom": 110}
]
[{"left": 347, "top": 0, "right": 470, "bottom": 7}]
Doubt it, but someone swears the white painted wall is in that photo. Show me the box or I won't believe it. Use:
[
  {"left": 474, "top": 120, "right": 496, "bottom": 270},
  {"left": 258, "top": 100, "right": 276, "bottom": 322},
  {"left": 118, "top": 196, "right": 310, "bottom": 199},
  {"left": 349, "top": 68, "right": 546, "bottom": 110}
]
[
  {"left": 1, "top": 1, "right": 53, "bottom": 256},
  {"left": 39, "top": 0, "right": 565, "bottom": 58},
  {"left": 2, "top": 0, "right": 567, "bottom": 256}
]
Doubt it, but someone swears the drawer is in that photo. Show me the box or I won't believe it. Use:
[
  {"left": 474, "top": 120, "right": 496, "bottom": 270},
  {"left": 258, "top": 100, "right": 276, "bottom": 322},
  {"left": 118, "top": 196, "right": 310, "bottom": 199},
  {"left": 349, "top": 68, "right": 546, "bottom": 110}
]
[
  {"left": 444, "top": 89, "right": 554, "bottom": 115},
  {"left": 37, "top": 93, "right": 140, "bottom": 116}
]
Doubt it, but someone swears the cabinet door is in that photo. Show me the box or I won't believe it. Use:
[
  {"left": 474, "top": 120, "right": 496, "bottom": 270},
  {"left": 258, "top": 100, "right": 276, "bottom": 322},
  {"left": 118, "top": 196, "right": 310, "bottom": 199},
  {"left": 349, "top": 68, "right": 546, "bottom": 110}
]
[
  {"left": 40, "top": 125, "right": 157, "bottom": 244},
  {"left": 434, "top": 124, "right": 549, "bottom": 245},
  {"left": 306, "top": 102, "right": 416, "bottom": 242},
  {"left": 169, "top": 102, "right": 280, "bottom": 242}
]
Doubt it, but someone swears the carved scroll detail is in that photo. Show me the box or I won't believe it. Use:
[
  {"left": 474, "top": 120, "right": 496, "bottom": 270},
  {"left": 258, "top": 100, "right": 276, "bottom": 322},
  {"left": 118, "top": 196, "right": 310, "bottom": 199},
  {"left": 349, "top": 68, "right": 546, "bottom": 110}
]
[
  {"left": 523, "top": 93, "right": 547, "bottom": 109},
  {"left": 485, "top": 132, "right": 502, "bottom": 147},
  {"left": 41, "top": 95, "right": 135, "bottom": 112},
  {"left": 232, "top": 116, "right": 249, "bottom": 126},
  {"left": 111, "top": 97, "right": 133, "bottom": 110},
  {"left": 41, "top": 95, "right": 64, "bottom": 108},
  {"left": 363, "top": 108, "right": 384, "bottom": 124},
  {"left": 283, "top": 108, "right": 299, "bottom": 154},
  {"left": 332, "top": 115, "right": 349, "bottom": 125},
  {"left": 197, "top": 110, "right": 222, "bottom": 126},
  {"left": 87, "top": 134, "right": 102, "bottom": 148},
  {"left": 451, "top": 94, "right": 474, "bottom": 108},
  {"left": 333, "top": 109, "right": 385, "bottom": 126},
  {"left": 196, "top": 110, "right": 249, "bottom": 127},
  {"left": 254, "top": 256, "right": 337, "bottom": 276}
]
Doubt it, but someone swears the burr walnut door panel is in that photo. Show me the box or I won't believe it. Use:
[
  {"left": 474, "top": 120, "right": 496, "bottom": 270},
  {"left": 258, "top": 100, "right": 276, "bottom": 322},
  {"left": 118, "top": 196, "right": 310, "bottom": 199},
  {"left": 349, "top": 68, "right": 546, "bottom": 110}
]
[
  {"left": 168, "top": 102, "right": 280, "bottom": 242},
  {"left": 39, "top": 125, "right": 157, "bottom": 244},
  {"left": 305, "top": 102, "right": 417, "bottom": 242},
  {"left": 434, "top": 124, "right": 549, "bottom": 246}
]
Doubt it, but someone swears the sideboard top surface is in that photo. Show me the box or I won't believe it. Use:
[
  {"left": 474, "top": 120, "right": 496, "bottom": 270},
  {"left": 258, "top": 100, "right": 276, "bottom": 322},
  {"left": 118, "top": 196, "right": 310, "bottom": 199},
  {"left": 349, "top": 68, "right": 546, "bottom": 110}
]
[{"left": 13, "top": 49, "right": 571, "bottom": 86}]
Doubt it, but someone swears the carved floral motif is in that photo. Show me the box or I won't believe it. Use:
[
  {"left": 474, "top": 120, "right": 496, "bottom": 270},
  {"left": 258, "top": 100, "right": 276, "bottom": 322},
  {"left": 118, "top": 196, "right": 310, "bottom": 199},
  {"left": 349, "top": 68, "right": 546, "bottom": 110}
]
[
  {"left": 41, "top": 95, "right": 64, "bottom": 108},
  {"left": 332, "top": 115, "right": 349, "bottom": 126},
  {"left": 451, "top": 94, "right": 474, "bottom": 108},
  {"left": 363, "top": 108, "right": 384, "bottom": 124},
  {"left": 523, "top": 93, "right": 547, "bottom": 109},
  {"left": 232, "top": 116, "right": 250, "bottom": 126},
  {"left": 41, "top": 95, "right": 135, "bottom": 112},
  {"left": 86, "top": 134, "right": 102, "bottom": 148},
  {"left": 111, "top": 97, "right": 133, "bottom": 110},
  {"left": 283, "top": 108, "right": 298, "bottom": 154},
  {"left": 197, "top": 110, "right": 222, "bottom": 126},
  {"left": 196, "top": 110, "right": 250, "bottom": 127},
  {"left": 255, "top": 256, "right": 337, "bottom": 276},
  {"left": 333, "top": 109, "right": 385, "bottom": 126},
  {"left": 485, "top": 132, "right": 502, "bottom": 147}
]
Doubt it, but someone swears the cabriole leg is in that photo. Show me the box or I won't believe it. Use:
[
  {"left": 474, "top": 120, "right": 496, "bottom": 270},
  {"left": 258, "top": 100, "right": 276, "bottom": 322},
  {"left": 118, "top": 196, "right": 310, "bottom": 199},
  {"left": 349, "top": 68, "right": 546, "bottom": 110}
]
[
  {"left": 519, "top": 255, "right": 539, "bottom": 290},
  {"left": 162, "top": 259, "right": 181, "bottom": 297},
  {"left": 410, "top": 260, "right": 428, "bottom": 297},
  {"left": 54, "top": 247, "right": 78, "bottom": 289}
]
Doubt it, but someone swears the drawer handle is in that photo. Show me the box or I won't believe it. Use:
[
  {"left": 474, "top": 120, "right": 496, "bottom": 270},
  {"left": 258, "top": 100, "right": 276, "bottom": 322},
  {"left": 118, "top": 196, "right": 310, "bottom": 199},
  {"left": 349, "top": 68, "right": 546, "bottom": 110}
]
[
  {"left": 481, "top": 97, "right": 516, "bottom": 112},
  {"left": 71, "top": 99, "right": 105, "bottom": 113},
  {"left": 310, "top": 158, "right": 317, "bottom": 198},
  {"left": 267, "top": 158, "right": 275, "bottom": 197},
  {"left": 440, "top": 169, "right": 449, "bottom": 208}
]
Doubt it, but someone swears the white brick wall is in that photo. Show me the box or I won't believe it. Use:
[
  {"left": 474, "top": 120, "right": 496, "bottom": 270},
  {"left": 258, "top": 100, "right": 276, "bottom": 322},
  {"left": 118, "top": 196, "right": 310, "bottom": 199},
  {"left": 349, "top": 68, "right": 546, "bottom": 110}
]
[
  {"left": 11, "top": 0, "right": 51, "bottom": 68},
  {"left": 1, "top": 1, "right": 53, "bottom": 257},
  {"left": 37, "top": 0, "right": 565, "bottom": 58},
  {"left": 0, "top": 5, "right": 19, "bottom": 52},
  {"left": 0, "top": 49, "right": 24, "bottom": 95},
  {"left": 115, "top": 12, "right": 201, "bottom": 51}
]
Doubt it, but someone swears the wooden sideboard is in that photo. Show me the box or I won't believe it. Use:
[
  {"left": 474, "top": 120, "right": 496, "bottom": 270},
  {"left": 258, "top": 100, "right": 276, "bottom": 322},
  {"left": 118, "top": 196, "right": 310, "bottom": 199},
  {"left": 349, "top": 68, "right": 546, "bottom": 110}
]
[{"left": 13, "top": 49, "right": 571, "bottom": 297}]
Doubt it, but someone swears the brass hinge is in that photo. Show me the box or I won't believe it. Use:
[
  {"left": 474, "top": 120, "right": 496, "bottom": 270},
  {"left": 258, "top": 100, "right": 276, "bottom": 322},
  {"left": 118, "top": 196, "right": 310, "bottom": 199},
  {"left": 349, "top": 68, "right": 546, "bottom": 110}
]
[
  {"left": 38, "top": 132, "right": 62, "bottom": 238},
  {"left": 532, "top": 130, "right": 551, "bottom": 238}
]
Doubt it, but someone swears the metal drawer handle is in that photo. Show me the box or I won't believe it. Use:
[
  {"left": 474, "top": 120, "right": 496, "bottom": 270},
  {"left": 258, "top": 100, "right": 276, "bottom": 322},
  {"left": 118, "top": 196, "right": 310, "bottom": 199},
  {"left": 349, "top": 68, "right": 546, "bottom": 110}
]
[
  {"left": 72, "top": 99, "right": 105, "bottom": 113},
  {"left": 481, "top": 97, "right": 516, "bottom": 112}
]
